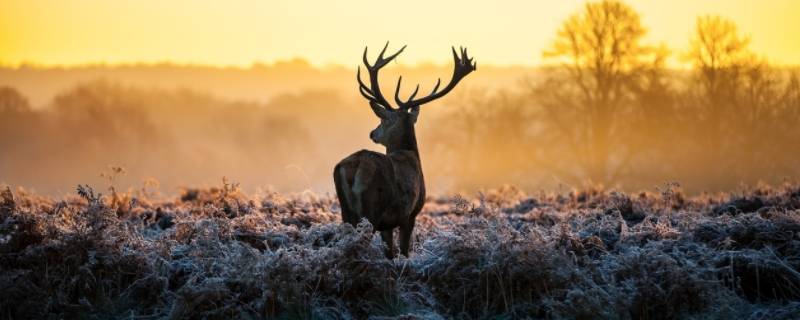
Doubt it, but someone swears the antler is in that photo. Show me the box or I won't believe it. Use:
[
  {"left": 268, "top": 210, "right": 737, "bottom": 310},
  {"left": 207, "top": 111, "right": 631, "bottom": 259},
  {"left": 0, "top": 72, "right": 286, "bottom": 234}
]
[
  {"left": 357, "top": 42, "right": 406, "bottom": 110},
  {"left": 394, "top": 46, "right": 476, "bottom": 109}
]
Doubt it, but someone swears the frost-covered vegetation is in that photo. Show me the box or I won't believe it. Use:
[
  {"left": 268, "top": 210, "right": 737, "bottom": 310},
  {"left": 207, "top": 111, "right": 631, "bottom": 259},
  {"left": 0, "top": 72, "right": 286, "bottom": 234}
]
[{"left": 2, "top": 182, "right": 800, "bottom": 319}]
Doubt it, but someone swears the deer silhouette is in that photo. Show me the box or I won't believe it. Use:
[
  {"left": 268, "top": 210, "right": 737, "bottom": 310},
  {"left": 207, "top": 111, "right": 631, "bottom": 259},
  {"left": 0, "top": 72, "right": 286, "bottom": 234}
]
[{"left": 334, "top": 43, "right": 476, "bottom": 258}]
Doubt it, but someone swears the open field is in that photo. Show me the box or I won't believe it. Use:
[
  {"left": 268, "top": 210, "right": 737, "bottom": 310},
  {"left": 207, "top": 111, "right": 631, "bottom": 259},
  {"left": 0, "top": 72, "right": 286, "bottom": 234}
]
[{"left": 2, "top": 182, "right": 800, "bottom": 319}]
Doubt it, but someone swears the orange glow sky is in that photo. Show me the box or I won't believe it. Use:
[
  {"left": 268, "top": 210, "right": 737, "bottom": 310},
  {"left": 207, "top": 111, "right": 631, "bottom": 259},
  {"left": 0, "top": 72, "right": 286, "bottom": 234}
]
[{"left": 2, "top": 0, "right": 799, "bottom": 67}]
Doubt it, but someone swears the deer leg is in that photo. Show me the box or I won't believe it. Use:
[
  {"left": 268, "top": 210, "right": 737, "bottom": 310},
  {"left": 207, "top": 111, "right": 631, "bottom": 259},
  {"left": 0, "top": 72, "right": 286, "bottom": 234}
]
[
  {"left": 381, "top": 229, "right": 395, "bottom": 259},
  {"left": 399, "top": 222, "right": 415, "bottom": 257}
]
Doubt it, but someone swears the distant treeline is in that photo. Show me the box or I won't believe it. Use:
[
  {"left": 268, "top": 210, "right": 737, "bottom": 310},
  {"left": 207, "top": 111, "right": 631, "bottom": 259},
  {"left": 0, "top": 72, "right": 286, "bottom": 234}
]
[
  {"left": 0, "top": 82, "right": 333, "bottom": 194},
  {"left": 1, "top": 1, "right": 798, "bottom": 195}
]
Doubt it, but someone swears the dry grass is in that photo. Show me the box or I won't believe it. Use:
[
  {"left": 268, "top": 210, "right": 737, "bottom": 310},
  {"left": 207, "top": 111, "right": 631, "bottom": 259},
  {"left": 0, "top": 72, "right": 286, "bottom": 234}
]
[{"left": 2, "top": 183, "right": 800, "bottom": 319}]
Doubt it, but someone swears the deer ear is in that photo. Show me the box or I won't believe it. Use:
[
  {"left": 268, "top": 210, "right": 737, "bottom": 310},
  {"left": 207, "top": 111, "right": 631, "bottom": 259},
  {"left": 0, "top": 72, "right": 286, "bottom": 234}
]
[
  {"left": 409, "top": 106, "right": 420, "bottom": 123},
  {"left": 369, "top": 102, "right": 391, "bottom": 119}
]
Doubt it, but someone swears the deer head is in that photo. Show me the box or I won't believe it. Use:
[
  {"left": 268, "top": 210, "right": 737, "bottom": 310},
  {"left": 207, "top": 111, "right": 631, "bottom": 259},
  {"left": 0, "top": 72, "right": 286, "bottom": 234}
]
[{"left": 357, "top": 43, "right": 476, "bottom": 148}]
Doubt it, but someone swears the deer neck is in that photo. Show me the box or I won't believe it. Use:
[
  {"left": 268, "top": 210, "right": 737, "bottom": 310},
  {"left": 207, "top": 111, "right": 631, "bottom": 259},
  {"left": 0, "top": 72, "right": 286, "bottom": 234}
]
[
  {"left": 386, "top": 124, "right": 420, "bottom": 160},
  {"left": 386, "top": 124, "right": 424, "bottom": 208}
]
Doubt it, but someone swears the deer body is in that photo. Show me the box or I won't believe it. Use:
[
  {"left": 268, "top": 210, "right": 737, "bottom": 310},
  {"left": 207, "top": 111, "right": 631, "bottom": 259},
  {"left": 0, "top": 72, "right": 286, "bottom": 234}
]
[{"left": 334, "top": 43, "right": 475, "bottom": 258}]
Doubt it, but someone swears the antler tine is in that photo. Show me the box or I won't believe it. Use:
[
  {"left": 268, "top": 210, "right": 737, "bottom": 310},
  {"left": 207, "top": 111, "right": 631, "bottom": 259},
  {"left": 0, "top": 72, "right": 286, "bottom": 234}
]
[
  {"left": 382, "top": 45, "right": 406, "bottom": 63},
  {"left": 357, "top": 67, "right": 371, "bottom": 94},
  {"left": 458, "top": 47, "right": 476, "bottom": 68},
  {"left": 378, "top": 41, "right": 390, "bottom": 60},
  {"left": 374, "top": 44, "right": 406, "bottom": 68},
  {"left": 408, "top": 84, "right": 420, "bottom": 101},
  {"left": 357, "top": 67, "right": 376, "bottom": 100},
  {"left": 362, "top": 47, "right": 372, "bottom": 69},
  {"left": 394, "top": 76, "right": 404, "bottom": 107},
  {"left": 430, "top": 78, "right": 441, "bottom": 95},
  {"left": 364, "top": 42, "right": 407, "bottom": 69}
]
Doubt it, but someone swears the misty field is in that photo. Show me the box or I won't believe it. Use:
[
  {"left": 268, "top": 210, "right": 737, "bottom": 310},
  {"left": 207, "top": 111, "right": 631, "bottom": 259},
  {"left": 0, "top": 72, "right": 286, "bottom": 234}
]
[{"left": 2, "top": 182, "right": 800, "bottom": 319}]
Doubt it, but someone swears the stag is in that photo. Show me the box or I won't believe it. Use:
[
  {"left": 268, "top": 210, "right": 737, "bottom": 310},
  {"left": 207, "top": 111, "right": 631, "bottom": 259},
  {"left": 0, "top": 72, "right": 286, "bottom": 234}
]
[{"left": 334, "top": 43, "right": 476, "bottom": 258}]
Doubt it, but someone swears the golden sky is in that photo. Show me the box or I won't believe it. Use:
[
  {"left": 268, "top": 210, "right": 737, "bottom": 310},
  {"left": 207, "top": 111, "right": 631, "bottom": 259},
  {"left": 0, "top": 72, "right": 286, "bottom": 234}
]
[{"left": 1, "top": 0, "right": 799, "bottom": 67}]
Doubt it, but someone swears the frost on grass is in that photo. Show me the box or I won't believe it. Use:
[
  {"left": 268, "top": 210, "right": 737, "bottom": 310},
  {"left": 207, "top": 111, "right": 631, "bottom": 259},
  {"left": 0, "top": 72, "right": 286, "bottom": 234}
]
[{"left": 1, "top": 183, "right": 800, "bottom": 319}]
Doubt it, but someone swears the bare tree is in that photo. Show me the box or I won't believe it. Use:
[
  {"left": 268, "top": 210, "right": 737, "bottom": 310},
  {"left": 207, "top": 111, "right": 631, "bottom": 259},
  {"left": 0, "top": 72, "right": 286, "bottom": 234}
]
[
  {"left": 688, "top": 15, "right": 753, "bottom": 102},
  {"left": 0, "top": 86, "right": 31, "bottom": 115},
  {"left": 537, "top": 0, "right": 666, "bottom": 184},
  {"left": 686, "top": 15, "right": 756, "bottom": 144},
  {"left": 682, "top": 15, "right": 800, "bottom": 185}
]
